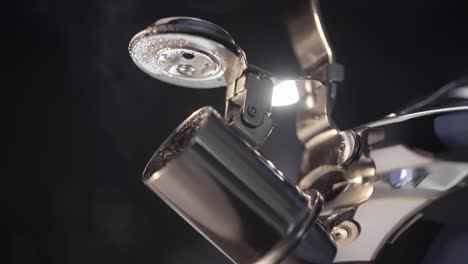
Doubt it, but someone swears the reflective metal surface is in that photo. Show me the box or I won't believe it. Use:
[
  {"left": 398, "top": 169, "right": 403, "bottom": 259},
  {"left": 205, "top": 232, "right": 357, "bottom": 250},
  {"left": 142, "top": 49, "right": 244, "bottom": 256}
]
[
  {"left": 143, "top": 107, "right": 336, "bottom": 264},
  {"left": 293, "top": 73, "right": 467, "bottom": 262},
  {"left": 255, "top": 190, "right": 324, "bottom": 264},
  {"left": 287, "top": 0, "right": 334, "bottom": 75},
  {"left": 129, "top": 17, "right": 247, "bottom": 88},
  {"left": 330, "top": 220, "right": 360, "bottom": 247},
  {"left": 129, "top": 4, "right": 468, "bottom": 264},
  {"left": 295, "top": 79, "right": 369, "bottom": 212},
  {"left": 334, "top": 107, "right": 468, "bottom": 262},
  {"left": 357, "top": 107, "right": 468, "bottom": 175}
]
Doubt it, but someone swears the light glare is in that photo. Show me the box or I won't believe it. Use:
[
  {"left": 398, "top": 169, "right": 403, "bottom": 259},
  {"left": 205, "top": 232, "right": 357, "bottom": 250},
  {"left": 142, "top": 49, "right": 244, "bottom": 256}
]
[{"left": 271, "top": 80, "right": 300, "bottom": 106}]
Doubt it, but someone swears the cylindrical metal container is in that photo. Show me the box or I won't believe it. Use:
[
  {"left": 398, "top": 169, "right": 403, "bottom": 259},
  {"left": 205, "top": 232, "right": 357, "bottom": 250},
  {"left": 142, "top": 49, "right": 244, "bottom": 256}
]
[{"left": 143, "top": 106, "right": 335, "bottom": 264}]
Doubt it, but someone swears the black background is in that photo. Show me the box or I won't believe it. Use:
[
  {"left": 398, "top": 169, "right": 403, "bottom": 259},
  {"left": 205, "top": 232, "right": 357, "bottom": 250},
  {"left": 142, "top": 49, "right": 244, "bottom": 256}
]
[{"left": 7, "top": 0, "right": 468, "bottom": 263}]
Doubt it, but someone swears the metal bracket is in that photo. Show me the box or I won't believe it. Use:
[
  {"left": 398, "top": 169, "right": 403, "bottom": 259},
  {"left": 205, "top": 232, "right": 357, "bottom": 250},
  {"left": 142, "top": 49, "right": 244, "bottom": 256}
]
[
  {"left": 226, "top": 67, "right": 277, "bottom": 147},
  {"left": 287, "top": 0, "right": 335, "bottom": 77},
  {"left": 241, "top": 71, "right": 274, "bottom": 128}
]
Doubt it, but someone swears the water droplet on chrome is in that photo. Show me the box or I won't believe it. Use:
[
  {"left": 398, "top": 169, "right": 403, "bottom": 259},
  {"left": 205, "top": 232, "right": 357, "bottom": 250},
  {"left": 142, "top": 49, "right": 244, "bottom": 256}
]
[
  {"left": 178, "top": 39, "right": 187, "bottom": 46},
  {"left": 177, "top": 64, "right": 196, "bottom": 76}
]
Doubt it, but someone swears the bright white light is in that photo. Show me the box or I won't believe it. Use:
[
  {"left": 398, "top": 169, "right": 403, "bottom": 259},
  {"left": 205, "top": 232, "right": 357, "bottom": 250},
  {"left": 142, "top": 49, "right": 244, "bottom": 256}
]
[
  {"left": 271, "top": 80, "right": 300, "bottom": 106},
  {"left": 399, "top": 169, "right": 408, "bottom": 179}
]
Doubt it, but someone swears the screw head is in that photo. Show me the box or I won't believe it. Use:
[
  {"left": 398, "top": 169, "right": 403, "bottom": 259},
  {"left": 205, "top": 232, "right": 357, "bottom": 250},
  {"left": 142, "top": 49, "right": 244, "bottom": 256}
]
[
  {"left": 331, "top": 226, "right": 349, "bottom": 242},
  {"left": 247, "top": 106, "right": 257, "bottom": 117},
  {"left": 330, "top": 220, "right": 360, "bottom": 247}
]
